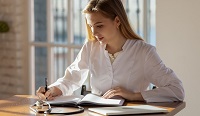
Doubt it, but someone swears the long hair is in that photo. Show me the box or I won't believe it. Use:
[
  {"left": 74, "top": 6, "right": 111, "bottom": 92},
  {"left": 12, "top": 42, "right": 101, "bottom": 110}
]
[{"left": 82, "top": 0, "right": 143, "bottom": 41}]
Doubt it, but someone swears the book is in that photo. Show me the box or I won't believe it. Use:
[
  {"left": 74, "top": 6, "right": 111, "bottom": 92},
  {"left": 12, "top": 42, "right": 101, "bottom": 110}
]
[
  {"left": 88, "top": 105, "right": 168, "bottom": 115},
  {"left": 46, "top": 93, "right": 125, "bottom": 106}
]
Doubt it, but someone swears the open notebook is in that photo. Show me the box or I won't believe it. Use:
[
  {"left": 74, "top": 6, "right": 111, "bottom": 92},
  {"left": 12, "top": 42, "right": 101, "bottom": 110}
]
[
  {"left": 47, "top": 93, "right": 124, "bottom": 106},
  {"left": 88, "top": 105, "right": 169, "bottom": 115}
]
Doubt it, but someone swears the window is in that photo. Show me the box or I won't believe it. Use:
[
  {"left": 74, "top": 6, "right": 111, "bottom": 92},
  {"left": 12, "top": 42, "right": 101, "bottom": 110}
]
[
  {"left": 30, "top": 0, "right": 156, "bottom": 94},
  {"left": 122, "top": 0, "right": 156, "bottom": 46}
]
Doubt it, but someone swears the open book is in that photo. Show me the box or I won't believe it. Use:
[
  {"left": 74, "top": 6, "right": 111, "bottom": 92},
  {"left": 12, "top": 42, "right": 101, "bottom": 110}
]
[
  {"left": 88, "top": 105, "right": 168, "bottom": 115},
  {"left": 47, "top": 93, "right": 125, "bottom": 106}
]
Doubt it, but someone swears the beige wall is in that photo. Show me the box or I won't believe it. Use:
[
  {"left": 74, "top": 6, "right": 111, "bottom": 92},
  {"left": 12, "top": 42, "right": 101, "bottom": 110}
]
[
  {"left": 0, "top": 0, "right": 29, "bottom": 99},
  {"left": 156, "top": 0, "right": 200, "bottom": 115}
]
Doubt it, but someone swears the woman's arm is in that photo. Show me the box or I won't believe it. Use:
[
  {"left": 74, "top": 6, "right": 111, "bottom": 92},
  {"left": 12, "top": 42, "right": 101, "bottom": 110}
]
[
  {"left": 36, "top": 41, "right": 92, "bottom": 99},
  {"left": 141, "top": 46, "right": 185, "bottom": 102}
]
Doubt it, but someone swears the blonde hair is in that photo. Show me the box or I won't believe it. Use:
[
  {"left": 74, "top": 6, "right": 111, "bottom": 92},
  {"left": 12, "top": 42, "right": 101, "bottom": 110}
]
[{"left": 82, "top": 0, "right": 143, "bottom": 41}]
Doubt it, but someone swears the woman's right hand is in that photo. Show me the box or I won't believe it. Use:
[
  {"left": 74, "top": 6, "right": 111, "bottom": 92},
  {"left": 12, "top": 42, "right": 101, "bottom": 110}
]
[{"left": 36, "top": 86, "right": 62, "bottom": 100}]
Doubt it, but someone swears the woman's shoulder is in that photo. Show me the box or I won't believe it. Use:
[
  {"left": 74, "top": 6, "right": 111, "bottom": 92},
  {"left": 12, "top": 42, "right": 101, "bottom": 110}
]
[
  {"left": 127, "top": 39, "right": 155, "bottom": 50},
  {"left": 126, "top": 39, "right": 157, "bottom": 57}
]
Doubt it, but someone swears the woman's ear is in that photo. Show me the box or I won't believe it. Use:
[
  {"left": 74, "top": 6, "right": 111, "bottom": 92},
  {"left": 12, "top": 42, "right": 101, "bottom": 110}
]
[{"left": 114, "top": 16, "right": 121, "bottom": 28}]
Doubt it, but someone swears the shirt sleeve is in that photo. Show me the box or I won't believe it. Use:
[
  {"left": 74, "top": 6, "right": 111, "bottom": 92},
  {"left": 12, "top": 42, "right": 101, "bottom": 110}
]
[
  {"left": 49, "top": 41, "right": 91, "bottom": 95},
  {"left": 141, "top": 45, "right": 185, "bottom": 102}
]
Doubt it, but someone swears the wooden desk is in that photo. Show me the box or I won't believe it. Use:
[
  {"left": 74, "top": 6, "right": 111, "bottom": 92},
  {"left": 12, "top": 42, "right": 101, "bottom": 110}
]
[{"left": 0, "top": 95, "right": 185, "bottom": 116}]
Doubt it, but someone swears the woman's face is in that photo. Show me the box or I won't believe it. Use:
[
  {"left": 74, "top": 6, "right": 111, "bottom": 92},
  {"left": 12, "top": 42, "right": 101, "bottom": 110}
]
[{"left": 85, "top": 12, "right": 120, "bottom": 44}]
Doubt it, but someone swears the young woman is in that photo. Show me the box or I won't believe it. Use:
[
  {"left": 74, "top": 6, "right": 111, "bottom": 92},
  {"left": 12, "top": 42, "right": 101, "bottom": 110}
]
[{"left": 37, "top": 0, "right": 184, "bottom": 102}]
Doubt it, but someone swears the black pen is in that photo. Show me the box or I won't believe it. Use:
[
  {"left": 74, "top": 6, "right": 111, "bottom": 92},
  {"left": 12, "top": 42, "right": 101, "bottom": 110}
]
[
  {"left": 45, "top": 77, "right": 48, "bottom": 92},
  {"left": 45, "top": 77, "right": 48, "bottom": 100}
]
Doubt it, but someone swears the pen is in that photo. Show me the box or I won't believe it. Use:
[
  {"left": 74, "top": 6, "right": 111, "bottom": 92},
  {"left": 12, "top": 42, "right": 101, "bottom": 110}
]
[
  {"left": 45, "top": 77, "right": 48, "bottom": 100},
  {"left": 45, "top": 77, "right": 48, "bottom": 92}
]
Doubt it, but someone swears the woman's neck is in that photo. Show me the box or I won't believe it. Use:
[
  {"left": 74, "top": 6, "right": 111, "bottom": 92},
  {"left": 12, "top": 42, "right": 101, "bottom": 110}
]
[{"left": 106, "top": 37, "right": 127, "bottom": 55}]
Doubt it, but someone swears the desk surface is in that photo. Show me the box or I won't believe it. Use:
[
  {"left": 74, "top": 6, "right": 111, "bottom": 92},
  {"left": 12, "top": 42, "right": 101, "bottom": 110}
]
[{"left": 0, "top": 95, "right": 185, "bottom": 116}]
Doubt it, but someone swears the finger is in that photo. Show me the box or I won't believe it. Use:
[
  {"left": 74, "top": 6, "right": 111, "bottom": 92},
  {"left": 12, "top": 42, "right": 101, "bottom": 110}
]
[
  {"left": 36, "top": 86, "right": 46, "bottom": 94},
  {"left": 103, "top": 89, "right": 117, "bottom": 99},
  {"left": 102, "top": 89, "right": 113, "bottom": 98},
  {"left": 36, "top": 87, "right": 46, "bottom": 100},
  {"left": 47, "top": 95, "right": 55, "bottom": 100},
  {"left": 45, "top": 90, "right": 52, "bottom": 98},
  {"left": 37, "top": 93, "right": 46, "bottom": 100},
  {"left": 108, "top": 90, "right": 118, "bottom": 99}
]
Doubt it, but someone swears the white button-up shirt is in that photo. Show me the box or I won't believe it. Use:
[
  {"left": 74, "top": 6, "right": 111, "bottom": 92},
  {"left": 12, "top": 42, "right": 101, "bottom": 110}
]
[{"left": 49, "top": 39, "right": 185, "bottom": 102}]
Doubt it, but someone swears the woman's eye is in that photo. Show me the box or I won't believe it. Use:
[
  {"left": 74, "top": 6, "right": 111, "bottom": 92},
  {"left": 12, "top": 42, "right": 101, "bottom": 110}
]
[{"left": 97, "top": 25, "right": 103, "bottom": 28}]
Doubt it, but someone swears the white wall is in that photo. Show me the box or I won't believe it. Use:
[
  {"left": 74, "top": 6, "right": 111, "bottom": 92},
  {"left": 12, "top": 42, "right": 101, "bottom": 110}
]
[{"left": 156, "top": 0, "right": 200, "bottom": 115}]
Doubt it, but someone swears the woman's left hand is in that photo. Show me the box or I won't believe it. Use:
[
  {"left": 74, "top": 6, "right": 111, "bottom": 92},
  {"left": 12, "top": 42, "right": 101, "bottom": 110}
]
[{"left": 102, "top": 86, "right": 144, "bottom": 101}]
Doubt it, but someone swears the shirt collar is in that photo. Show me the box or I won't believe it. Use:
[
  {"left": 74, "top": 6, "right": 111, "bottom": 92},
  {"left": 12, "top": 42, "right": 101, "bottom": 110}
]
[{"left": 101, "top": 39, "right": 136, "bottom": 51}]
